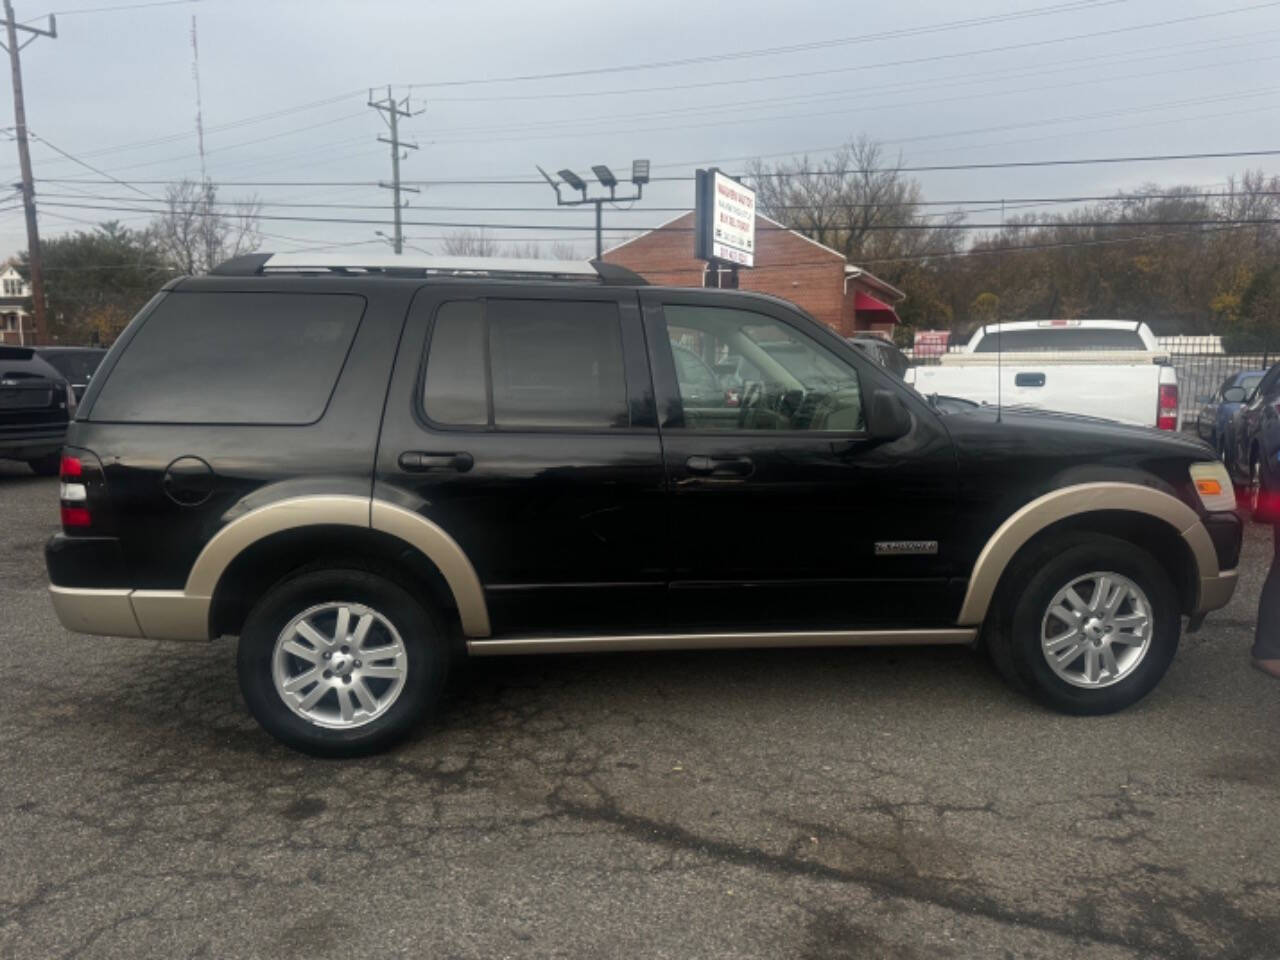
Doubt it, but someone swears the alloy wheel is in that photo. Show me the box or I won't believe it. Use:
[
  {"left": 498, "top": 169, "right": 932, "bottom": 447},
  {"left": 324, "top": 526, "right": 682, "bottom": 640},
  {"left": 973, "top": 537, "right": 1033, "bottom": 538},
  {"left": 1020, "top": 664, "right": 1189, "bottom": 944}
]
[
  {"left": 272, "top": 601, "right": 408, "bottom": 729},
  {"left": 1040, "top": 572, "right": 1153, "bottom": 689}
]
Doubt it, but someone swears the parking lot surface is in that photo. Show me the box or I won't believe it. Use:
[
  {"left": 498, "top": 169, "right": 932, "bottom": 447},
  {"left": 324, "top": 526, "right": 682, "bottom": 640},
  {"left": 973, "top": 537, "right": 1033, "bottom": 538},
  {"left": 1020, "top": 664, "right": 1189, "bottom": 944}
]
[{"left": 2, "top": 461, "right": 1278, "bottom": 960}]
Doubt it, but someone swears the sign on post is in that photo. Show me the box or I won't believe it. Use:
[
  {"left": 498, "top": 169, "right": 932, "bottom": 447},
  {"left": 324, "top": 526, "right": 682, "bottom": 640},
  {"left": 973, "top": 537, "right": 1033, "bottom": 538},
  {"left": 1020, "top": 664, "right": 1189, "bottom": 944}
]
[{"left": 695, "top": 168, "right": 756, "bottom": 269}]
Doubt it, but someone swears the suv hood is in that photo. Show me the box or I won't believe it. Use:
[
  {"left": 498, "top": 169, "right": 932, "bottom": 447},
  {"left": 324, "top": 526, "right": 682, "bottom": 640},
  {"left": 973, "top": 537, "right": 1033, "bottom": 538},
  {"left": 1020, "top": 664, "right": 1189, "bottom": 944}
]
[{"left": 942, "top": 404, "right": 1215, "bottom": 459}]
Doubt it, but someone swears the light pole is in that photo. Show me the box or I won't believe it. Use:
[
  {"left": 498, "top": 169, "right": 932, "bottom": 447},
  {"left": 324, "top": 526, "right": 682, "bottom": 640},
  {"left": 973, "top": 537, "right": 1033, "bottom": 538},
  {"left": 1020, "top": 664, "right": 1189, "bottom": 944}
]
[{"left": 537, "top": 159, "right": 649, "bottom": 260}]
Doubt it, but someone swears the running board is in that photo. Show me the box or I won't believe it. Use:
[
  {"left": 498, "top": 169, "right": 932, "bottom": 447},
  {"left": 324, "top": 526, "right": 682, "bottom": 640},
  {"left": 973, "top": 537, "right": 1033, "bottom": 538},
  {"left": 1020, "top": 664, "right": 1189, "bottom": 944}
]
[{"left": 466, "top": 628, "right": 977, "bottom": 656}]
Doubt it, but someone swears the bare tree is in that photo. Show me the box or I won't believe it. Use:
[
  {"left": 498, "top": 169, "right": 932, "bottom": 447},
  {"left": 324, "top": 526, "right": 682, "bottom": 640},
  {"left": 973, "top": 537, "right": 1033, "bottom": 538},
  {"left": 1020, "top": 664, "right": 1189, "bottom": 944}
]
[
  {"left": 154, "top": 179, "right": 261, "bottom": 275},
  {"left": 441, "top": 228, "right": 499, "bottom": 257}
]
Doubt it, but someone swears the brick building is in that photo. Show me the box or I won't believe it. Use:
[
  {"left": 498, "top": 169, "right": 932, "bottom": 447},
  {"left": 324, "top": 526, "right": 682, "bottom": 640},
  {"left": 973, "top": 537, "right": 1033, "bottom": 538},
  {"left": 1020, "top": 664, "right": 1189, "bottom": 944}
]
[{"left": 602, "top": 211, "right": 905, "bottom": 337}]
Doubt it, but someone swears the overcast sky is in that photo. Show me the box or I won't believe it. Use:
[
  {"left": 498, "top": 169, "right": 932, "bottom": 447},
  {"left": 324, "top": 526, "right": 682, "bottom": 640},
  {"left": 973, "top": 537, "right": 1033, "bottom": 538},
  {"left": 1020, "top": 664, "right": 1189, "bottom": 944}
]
[{"left": 1, "top": 0, "right": 1277, "bottom": 259}]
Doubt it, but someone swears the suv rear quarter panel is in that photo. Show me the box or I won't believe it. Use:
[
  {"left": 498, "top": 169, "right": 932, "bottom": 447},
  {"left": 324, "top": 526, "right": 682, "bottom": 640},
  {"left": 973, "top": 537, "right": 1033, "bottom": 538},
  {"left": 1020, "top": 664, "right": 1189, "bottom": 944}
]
[{"left": 66, "top": 277, "right": 416, "bottom": 589}]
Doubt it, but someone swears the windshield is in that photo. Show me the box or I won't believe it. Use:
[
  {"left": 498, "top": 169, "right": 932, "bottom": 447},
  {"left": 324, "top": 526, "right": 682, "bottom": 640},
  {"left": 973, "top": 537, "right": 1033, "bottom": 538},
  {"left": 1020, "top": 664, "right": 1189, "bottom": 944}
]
[{"left": 39, "top": 350, "right": 104, "bottom": 383}]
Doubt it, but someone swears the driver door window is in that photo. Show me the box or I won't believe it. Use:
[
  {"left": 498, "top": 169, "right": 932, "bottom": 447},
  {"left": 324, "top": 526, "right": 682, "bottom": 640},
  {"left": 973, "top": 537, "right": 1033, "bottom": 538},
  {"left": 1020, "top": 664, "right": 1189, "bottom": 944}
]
[{"left": 664, "top": 305, "right": 863, "bottom": 432}]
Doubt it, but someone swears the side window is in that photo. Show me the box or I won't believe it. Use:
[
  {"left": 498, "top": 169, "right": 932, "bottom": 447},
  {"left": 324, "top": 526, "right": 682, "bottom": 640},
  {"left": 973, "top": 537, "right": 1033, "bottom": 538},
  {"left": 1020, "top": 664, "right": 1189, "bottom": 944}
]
[
  {"left": 422, "top": 298, "right": 629, "bottom": 431},
  {"left": 89, "top": 292, "right": 363, "bottom": 425},
  {"left": 663, "top": 304, "right": 863, "bottom": 432}
]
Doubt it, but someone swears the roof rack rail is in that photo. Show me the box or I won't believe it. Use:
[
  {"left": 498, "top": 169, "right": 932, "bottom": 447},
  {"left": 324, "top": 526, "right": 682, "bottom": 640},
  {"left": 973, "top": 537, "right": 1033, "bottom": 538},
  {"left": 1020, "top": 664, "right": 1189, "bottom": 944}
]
[{"left": 210, "top": 253, "right": 647, "bottom": 286}]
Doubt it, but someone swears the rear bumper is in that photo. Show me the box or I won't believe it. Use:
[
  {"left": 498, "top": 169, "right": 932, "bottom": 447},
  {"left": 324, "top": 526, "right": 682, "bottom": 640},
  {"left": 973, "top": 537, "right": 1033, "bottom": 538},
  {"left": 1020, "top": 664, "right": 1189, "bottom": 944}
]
[
  {"left": 0, "top": 428, "right": 64, "bottom": 460},
  {"left": 48, "top": 585, "right": 211, "bottom": 641}
]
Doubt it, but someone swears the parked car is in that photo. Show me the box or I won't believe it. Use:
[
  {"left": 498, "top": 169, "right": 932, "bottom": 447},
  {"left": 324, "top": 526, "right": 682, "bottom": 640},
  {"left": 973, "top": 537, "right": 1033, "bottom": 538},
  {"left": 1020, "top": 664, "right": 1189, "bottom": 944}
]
[
  {"left": 36, "top": 346, "right": 107, "bottom": 401},
  {"left": 1225, "top": 362, "right": 1280, "bottom": 520},
  {"left": 0, "top": 345, "right": 74, "bottom": 475},
  {"left": 46, "top": 254, "right": 1240, "bottom": 756},
  {"left": 905, "top": 320, "right": 1180, "bottom": 430},
  {"left": 848, "top": 332, "right": 910, "bottom": 379},
  {"left": 1195, "top": 369, "right": 1265, "bottom": 458}
]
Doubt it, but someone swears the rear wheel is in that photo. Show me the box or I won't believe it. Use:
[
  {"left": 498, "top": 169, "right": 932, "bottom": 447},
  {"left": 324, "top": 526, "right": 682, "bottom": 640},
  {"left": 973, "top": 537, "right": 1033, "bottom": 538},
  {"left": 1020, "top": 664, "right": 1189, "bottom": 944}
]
[
  {"left": 1248, "top": 450, "right": 1266, "bottom": 522},
  {"left": 27, "top": 453, "right": 61, "bottom": 476},
  {"left": 237, "top": 568, "right": 447, "bottom": 757},
  {"left": 987, "top": 533, "right": 1180, "bottom": 715}
]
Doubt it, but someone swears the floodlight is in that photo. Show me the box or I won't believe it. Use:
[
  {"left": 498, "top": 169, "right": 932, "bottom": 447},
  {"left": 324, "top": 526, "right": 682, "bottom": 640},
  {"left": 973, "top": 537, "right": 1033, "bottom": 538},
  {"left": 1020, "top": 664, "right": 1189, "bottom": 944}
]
[
  {"left": 631, "top": 159, "right": 650, "bottom": 186},
  {"left": 592, "top": 165, "right": 618, "bottom": 189},
  {"left": 558, "top": 169, "right": 587, "bottom": 192}
]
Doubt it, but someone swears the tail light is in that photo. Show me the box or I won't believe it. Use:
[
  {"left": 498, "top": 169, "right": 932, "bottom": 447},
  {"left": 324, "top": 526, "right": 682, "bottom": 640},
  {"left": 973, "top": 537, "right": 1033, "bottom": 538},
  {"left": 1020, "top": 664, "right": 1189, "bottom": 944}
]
[
  {"left": 59, "top": 454, "right": 92, "bottom": 529},
  {"left": 1157, "top": 383, "right": 1178, "bottom": 431}
]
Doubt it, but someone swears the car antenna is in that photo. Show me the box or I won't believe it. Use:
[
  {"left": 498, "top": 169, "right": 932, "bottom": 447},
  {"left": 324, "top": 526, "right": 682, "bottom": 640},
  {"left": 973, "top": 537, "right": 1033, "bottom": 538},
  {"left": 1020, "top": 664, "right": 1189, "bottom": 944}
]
[{"left": 996, "top": 198, "right": 1004, "bottom": 424}]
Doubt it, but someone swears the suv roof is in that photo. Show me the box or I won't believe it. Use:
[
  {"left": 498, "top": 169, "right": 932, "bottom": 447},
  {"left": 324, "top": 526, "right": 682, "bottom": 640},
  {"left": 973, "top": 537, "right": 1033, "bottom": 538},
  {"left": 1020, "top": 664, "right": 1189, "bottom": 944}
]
[{"left": 211, "top": 253, "right": 648, "bottom": 286}]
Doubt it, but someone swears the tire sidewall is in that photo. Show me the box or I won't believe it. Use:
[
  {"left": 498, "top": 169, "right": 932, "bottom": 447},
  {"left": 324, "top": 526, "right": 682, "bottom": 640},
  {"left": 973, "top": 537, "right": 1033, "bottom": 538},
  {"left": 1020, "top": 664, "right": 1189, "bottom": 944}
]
[
  {"left": 1007, "top": 536, "right": 1180, "bottom": 715},
  {"left": 237, "top": 569, "right": 445, "bottom": 757}
]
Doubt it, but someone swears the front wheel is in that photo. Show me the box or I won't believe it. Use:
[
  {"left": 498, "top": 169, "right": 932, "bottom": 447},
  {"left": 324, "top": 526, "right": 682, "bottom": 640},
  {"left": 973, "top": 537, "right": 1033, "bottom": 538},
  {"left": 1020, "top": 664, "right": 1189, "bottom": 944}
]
[
  {"left": 987, "top": 533, "right": 1180, "bottom": 715},
  {"left": 237, "top": 568, "right": 448, "bottom": 757}
]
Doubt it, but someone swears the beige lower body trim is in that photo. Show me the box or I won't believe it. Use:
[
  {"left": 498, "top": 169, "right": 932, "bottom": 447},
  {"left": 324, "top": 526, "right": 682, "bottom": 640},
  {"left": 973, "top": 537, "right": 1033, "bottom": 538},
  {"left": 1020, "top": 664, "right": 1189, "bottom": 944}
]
[
  {"left": 1198, "top": 569, "right": 1238, "bottom": 614},
  {"left": 131, "top": 591, "right": 211, "bottom": 641},
  {"left": 49, "top": 586, "right": 210, "bottom": 641},
  {"left": 49, "top": 586, "right": 144, "bottom": 638},
  {"left": 467, "top": 628, "right": 977, "bottom": 656},
  {"left": 958, "top": 482, "right": 1226, "bottom": 626}
]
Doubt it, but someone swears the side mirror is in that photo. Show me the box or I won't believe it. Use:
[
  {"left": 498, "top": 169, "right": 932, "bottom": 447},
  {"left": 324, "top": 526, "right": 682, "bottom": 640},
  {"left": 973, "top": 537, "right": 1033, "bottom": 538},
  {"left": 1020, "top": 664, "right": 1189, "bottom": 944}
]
[
  {"left": 1223, "top": 386, "right": 1247, "bottom": 403},
  {"left": 868, "top": 389, "right": 912, "bottom": 442}
]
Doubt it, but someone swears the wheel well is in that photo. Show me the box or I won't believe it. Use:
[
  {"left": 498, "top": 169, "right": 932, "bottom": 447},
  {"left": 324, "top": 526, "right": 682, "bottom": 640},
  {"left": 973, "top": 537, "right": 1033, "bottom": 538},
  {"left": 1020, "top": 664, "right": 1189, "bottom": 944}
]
[
  {"left": 208, "top": 525, "right": 460, "bottom": 639},
  {"left": 993, "top": 510, "right": 1200, "bottom": 616}
]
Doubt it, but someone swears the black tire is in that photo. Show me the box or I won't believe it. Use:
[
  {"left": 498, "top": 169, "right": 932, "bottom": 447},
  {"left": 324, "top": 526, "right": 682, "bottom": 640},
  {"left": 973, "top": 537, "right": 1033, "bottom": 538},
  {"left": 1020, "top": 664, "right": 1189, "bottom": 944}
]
[
  {"left": 986, "top": 532, "right": 1180, "bottom": 715},
  {"left": 27, "top": 452, "right": 61, "bottom": 477},
  {"left": 237, "top": 568, "right": 448, "bottom": 757}
]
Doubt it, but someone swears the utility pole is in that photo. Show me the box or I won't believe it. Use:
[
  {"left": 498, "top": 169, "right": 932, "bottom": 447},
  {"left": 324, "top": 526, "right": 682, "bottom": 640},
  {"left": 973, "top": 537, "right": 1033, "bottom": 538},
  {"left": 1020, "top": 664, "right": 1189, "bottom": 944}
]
[
  {"left": 368, "top": 86, "right": 422, "bottom": 254},
  {"left": 0, "top": 2, "right": 54, "bottom": 344}
]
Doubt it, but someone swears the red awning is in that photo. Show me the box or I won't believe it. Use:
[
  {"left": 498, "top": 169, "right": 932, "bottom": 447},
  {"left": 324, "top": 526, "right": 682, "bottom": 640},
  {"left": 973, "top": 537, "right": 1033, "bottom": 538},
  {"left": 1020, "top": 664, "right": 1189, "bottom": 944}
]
[{"left": 854, "top": 290, "right": 900, "bottom": 323}]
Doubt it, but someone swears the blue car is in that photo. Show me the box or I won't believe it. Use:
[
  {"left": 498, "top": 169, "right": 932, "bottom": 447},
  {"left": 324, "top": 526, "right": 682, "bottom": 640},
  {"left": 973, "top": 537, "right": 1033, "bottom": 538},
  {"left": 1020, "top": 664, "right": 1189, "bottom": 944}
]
[
  {"left": 1197, "top": 369, "right": 1266, "bottom": 457},
  {"left": 1227, "top": 363, "right": 1280, "bottom": 520}
]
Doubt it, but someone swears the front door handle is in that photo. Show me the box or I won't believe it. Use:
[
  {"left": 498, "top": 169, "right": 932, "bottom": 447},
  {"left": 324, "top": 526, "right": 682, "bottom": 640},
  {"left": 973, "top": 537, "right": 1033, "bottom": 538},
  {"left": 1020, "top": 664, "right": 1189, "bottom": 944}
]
[
  {"left": 398, "top": 451, "right": 474, "bottom": 473},
  {"left": 1014, "top": 372, "right": 1046, "bottom": 387},
  {"left": 685, "top": 455, "right": 754, "bottom": 478}
]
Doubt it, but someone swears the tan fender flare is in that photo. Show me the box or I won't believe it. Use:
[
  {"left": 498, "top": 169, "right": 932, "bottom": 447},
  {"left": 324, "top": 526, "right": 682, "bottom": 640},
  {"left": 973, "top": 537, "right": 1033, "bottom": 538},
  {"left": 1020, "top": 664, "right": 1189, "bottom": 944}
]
[
  {"left": 177, "top": 494, "right": 490, "bottom": 639},
  {"left": 956, "top": 481, "right": 1219, "bottom": 626}
]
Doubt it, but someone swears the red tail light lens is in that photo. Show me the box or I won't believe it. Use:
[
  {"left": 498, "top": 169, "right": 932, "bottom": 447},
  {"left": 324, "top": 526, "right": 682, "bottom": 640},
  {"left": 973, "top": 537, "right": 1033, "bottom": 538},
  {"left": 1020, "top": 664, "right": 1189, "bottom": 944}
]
[
  {"left": 1157, "top": 384, "right": 1179, "bottom": 431},
  {"left": 59, "top": 454, "right": 92, "bottom": 530},
  {"left": 60, "top": 506, "right": 91, "bottom": 527}
]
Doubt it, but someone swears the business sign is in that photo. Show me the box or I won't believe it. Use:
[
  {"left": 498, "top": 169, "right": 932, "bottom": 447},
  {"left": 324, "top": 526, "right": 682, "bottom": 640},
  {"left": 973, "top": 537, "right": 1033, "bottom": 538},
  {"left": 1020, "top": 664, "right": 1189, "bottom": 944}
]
[
  {"left": 695, "top": 168, "right": 756, "bottom": 268},
  {"left": 913, "top": 330, "right": 952, "bottom": 357}
]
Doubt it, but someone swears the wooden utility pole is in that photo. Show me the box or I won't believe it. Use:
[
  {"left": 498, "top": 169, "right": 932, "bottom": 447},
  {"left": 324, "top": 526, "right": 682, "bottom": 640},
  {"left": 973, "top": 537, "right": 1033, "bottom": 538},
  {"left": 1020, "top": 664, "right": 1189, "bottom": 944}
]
[
  {"left": 368, "top": 86, "right": 421, "bottom": 254},
  {"left": 0, "top": 2, "right": 55, "bottom": 344}
]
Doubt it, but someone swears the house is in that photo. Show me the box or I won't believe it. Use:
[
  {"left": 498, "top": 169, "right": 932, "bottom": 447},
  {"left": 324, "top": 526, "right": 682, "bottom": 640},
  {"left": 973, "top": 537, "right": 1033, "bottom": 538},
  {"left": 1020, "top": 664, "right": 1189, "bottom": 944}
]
[
  {"left": 602, "top": 211, "right": 905, "bottom": 337},
  {"left": 0, "top": 264, "right": 31, "bottom": 345}
]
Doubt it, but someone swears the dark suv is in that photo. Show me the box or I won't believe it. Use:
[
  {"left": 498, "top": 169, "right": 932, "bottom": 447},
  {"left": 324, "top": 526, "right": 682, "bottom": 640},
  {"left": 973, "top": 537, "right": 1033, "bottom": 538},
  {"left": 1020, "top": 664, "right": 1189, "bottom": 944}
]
[
  {"left": 1, "top": 345, "right": 74, "bottom": 475},
  {"left": 45, "top": 254, "right": 1242, "bottom": 756}
]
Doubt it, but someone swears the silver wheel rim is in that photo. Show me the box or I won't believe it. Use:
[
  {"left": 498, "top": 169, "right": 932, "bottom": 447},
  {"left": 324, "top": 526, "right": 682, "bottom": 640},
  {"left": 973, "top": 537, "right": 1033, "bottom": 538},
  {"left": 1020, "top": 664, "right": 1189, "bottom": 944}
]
[
  {"left": 1040, "top": 572, "right": 1153, "bottom": 689},
  {"left": 272, "top": 602, "right": 408, "bottom": 730},
  {"left": 1251, "top": 459, "right": 1261, "bottom": 513}
]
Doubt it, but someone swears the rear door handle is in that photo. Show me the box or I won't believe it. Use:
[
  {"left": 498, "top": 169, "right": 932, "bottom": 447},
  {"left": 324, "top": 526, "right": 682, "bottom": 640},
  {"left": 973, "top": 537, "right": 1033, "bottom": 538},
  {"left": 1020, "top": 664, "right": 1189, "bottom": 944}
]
[
  {"left": 398, "top": 451, "right": 474, "bottom": 472},
  {"left": 1014, "top": 372, "right": 1046, "bottom": 387},
  {"left": 685, "top": 455, "right": 754, "bottom": 478}
]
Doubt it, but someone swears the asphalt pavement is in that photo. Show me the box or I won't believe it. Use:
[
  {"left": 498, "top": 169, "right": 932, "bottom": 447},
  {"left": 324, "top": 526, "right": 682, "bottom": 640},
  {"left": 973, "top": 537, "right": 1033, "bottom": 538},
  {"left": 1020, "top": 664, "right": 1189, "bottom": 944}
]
[{"left": 1, "top": 460, "right": 1278, "bottom": 960}]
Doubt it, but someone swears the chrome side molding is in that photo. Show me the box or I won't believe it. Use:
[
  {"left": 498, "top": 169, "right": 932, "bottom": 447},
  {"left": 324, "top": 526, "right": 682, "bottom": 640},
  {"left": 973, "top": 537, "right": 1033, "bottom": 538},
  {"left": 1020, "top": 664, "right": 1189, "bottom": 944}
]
[{"left": 466, "top": 628, "right": 977, "bottom": 656}]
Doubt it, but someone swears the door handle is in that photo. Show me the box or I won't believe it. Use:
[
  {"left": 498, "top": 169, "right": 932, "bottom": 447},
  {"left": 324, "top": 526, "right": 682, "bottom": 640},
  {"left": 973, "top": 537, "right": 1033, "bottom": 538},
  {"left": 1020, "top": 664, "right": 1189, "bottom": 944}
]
[
  {"left": 1014, "top": 372, "right": 1046, "bottom": 387},
  {"left": 685, "top": 455, "right": 754, "bottom": 478},
  {"left": 398, "top": 451, "right": 474, "bottom": 472}
]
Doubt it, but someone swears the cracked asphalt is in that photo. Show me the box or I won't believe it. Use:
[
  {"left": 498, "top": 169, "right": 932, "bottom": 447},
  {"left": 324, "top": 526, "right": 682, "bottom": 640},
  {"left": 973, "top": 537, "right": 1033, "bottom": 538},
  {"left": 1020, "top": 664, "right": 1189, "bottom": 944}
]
[{"left": 2, "top": 460, "right": 1279, "bottom": 960}]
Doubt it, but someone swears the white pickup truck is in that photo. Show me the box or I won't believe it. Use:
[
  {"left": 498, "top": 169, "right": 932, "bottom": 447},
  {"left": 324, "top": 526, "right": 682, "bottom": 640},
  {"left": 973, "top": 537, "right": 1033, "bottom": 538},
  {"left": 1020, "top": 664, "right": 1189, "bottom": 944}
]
[{"left": 906, "top": 320, "right": 1180, "bottom": 430}]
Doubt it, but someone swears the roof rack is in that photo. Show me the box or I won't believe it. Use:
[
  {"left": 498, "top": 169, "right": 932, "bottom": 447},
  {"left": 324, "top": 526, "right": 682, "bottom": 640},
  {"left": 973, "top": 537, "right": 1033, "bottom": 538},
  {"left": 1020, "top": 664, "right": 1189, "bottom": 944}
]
[{"left": 211, "top": 253, "right": 647, "bottom": 286}]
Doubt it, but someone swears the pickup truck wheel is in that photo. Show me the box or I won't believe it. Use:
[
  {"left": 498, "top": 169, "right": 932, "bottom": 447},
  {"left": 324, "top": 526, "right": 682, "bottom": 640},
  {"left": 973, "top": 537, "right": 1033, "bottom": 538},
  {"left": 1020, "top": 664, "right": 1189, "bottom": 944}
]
[
  {"left": 237, "top": 569, "right": 447, "bottom": 757},
  {"left": 988, "top": 533, "right": 1179, "bottom": 715}
]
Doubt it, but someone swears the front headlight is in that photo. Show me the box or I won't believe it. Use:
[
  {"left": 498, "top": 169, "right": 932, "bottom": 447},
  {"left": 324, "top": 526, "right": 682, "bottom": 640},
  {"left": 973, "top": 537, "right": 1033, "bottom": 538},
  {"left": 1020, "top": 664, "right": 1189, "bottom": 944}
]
[{"left": 1189, "top": 461, "right": 1235, "bottom": 512}]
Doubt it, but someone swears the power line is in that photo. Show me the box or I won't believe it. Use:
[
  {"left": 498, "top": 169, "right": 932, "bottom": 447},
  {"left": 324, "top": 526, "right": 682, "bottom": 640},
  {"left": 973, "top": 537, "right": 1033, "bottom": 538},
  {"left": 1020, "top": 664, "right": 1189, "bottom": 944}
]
[
  {"left": 30, "top": 147, "right": 1280, "bottom": 188},
  {"left": 29, "top": 132, "right": 161, "bottom": 201},
  {"left": 34, "top": 199, "right": 1280, "bottom": 231},
  {"left": 407, "top": 1, "right": 1279, "bottom": 91},
  {"left": 27, "top": 0, "right": 196, "bottom": 17}
]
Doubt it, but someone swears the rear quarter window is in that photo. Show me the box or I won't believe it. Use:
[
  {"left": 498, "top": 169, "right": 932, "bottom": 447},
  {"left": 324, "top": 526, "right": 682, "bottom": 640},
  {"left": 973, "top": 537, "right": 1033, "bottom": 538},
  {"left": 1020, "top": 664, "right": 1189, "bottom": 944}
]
[{"left": 89, "top": 291, "right": 364, "bottom": 425}]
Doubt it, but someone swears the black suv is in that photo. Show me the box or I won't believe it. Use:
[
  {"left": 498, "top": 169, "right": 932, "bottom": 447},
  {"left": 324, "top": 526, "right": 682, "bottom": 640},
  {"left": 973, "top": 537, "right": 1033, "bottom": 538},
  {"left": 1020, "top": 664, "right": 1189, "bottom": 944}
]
[
  {"left": 45, "top": 254, "right": 1242, "bottom": 756},
  {"left": 1, "top": 345, "right": 74, "bottom": 475}
]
